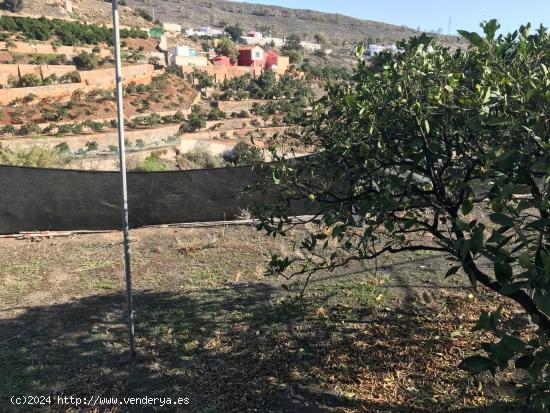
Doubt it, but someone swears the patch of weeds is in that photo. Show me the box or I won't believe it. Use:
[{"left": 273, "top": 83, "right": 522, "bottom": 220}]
[
  {"left": 191, "top": 269, "right": 227, "bottom": 287},
  {"left": 93, "top": 280, "right": 117, "bottom": 290}
]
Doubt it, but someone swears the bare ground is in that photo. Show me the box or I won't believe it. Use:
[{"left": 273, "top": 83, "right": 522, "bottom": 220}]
[{"left": 0, "top": 224, "right": 528, "bottom": 412}]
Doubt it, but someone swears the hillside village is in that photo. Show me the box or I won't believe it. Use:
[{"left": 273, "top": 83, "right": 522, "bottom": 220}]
[{"left": 0, "top": 3, "right": 401, "bottom": 171}]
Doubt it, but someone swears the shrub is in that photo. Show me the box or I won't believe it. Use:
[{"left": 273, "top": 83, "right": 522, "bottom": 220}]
[
  {"left": 0, "top": 145, "right": 68, "bottom": 168},
  {"left": 137, "top": 152, "right": 169, "bottom": 172},
  {"left": 1, "top": 124, "right": 16, "bottom": 136},
  {"left": 207, "top": 108, "right": 226, "bottom": 121},
  {"left": 179, "top": 105, "right": 207, "bottom": 133},
  {"left": 54, "top": 142, "right": 70, "bottom": 153},
  {"left": 0, "top": 15, "right": 147, "bottom": 45},
  {"left": 135, "top": 139, "right": 145, "bottom": 150},
  {"left": 59, "top": 70, "right": 81, "bottom": 84},
  {"left": 226, "top": 141, "right": 264, "bottom": 166},
  {"left": 85, "top": 140, "right": 98, "bottom": 151},
  {"left": 56, "top": 124, "right": 72, "bottom": 135},
  {"left": 43, "top": 73, "right": 58, "bottom": 85},
  {"left": 135, "top": 8, "right": 153, "bottom": 22},
  {"left": 3, "top": 0, "right": 24, "bottom": 13},
  {"left": 73, "top": 51, "right": 98, "bottom": 70},
  {"left": 180, "top": 144, "right": 224, "bottom": 169},
  {"left": 17, "top": 122, "right": 41, "bottom": 136},
  {"left": 17, "top": 73, "right": 41, "bottom": 87}
]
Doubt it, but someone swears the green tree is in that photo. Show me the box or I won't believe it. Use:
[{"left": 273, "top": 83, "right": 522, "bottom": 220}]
[
  {"left": 254, "top": 22, "right": 550, "bottom": 411},
  {"left": 17, "top": 73, "right": 41, "bottom": 87},
  {"left": 3, "top": 0, "right": 23, "bottom": 12},
  {"left": 224, "top": 24, "right": 243, "bottom": 42},
  {"left": 281, "top": 34, "right": 303, "bottom": 53},
  {"left": 215, "top": 37, "right": 239, "bottom": 63},
  {"left": 85, "top": 140, "right": 98, "bottom": 151},
  {"left": 284, "top": 49, "right": 303, "bottom": 65},
  {"left": 73, "top": 51, "right": 98, "bottom": 70},
  {"left": 179, "top": 105, "right": 207, "bottom": 133},
  {"left": 228, "top": 142, "right": 264, "bottom": 166}
]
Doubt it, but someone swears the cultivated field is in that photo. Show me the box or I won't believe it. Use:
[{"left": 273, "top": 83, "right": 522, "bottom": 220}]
[{"left": 0, "top": 222, "right": 527, "bottom": 412}]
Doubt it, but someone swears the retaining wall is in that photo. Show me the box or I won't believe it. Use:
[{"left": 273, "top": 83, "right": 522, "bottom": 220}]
[
  {"left": 216, "top": 99, "right": 274, "bottom": 113},
  {"left": 0, "top": 82, "right": 86, "bottom": 105},
  {"left": 0, "top": 124, "right": 181, "bottom": 151},
  {"left": 0, "top": 64, "right": 156, "bottom": 104},
  {"left": 0, "top": 125, "right": 286, "bottom": 152},
  {"left": 0, "top": 41, "right": 111, "bottom": 58},
  {"left": 0, "top": 63, "right": 77, "bottom": 86}
]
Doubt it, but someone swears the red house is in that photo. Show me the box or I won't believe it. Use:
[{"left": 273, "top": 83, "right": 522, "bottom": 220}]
[
  {"left": 264, "top": 51, "right": 279, "bottom": 69},
  {"left": 237, "top": 46, "right": 265, "bottom": 68}
]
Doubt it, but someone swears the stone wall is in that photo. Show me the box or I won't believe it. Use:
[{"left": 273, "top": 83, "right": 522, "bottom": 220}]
[
  {"left": 0, "top": 64, "right": 155, "bottom": 104},
  {"left": 79, "top": 64, "right": 155, "bottom": 88},
  {"left": 0, "top": 82, "right": 86, "bottom": 105},
  {"left": 0, "top": 124, "right": 182, "bottom": 151},
  {"left": 216, "top": 99, "right": 272, "bottom": 113},
  {"left": 179, "top": 126, "right": 287, "bottom": 141},
  {"left": 0, "top": 63, "right": 78, "bottom": 86},
  {"left": 181, "top": 64, "right": 288, "bottom": 84},
  {"left": 0, "top": 64, "right": 21, "bottom": 86},
  {"left": 0, "top": 41, "right": 111, "bottom": 58},
  {"left": 0, "top": 125, "right": 286, "bottom": 152}
]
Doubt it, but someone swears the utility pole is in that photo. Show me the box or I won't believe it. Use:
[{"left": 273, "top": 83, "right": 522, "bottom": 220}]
[{"left": 111, "top": 0, "right": 136, "bottom": 361}]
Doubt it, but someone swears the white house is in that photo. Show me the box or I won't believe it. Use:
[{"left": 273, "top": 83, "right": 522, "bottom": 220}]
[
  {"left": 162, "top": 22, "right": 182, "bottom": 33},
  {"left": 367, "top": 44, "right": 398, "bottom": 57},
  {"left": 170, "top": 46, "right": 209, "bottom": 66},
  {"left": 244, "top": 35, "right": 285, "bottom": 47},
  {"left": 300, "top": 41, "right": 322, "bottom": 52}
]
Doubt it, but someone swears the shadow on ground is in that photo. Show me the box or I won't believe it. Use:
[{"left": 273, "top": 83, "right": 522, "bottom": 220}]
[{"left": 0, "top": 282, "right": 507, "bottom": 412}]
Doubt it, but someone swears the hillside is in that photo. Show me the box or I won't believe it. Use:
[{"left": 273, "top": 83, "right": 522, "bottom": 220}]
[
  {"left": 126, "top": 0, "right": 450, "bottom": 45},
  {"left": 0, "top": 0, "right": 153, "bottom": 28}
]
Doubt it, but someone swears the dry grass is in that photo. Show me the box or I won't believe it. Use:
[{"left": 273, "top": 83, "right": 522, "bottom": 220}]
[{"left": 0, "top": 225, "right": 528, "bottom": 412}]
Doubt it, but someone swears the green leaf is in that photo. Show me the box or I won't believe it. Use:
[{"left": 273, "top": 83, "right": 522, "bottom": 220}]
[
  {"left": 518, "top": 254, "right": 533, "bottom": 269},
  {"left": 445, "top": 265, "right": 461, "bottom": 278},
  {"left": 459, "top": 356, "right": 497, "bottom": 374},
  {"left": 462, "top": 198, "right": 474, "bottom": 215},
  {"left": 423, "top": 119, "right": 430, "bottom": 134},
  {"left": 515, "top": 354, "right": 534, "bottom": 370},
  {"left": 501, "top": 335, "right": 525, "bottom": 353},
  {"left": 489, "top": 213, "right": 514, "bottom": 228},
  {"left": 494, "top": 261, "right": 513, "bottom": 284},
  {"left": 533, "top": 291, "right": 550, "bottom": 315},
  {"left": 482, "top": 19, "right": 501, "bottom": 41},
  {"left": 457, "top": 30, "right": 485, "bottom": 48}
]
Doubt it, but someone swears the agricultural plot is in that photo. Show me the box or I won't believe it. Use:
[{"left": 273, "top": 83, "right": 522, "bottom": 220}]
[{"left": 0, "top": 224, "right": 527, "bottom": 412}]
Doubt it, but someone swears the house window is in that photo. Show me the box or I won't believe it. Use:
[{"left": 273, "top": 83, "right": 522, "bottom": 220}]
[{"left": 254, "top": 52, "right": 261, "bottom": 58}]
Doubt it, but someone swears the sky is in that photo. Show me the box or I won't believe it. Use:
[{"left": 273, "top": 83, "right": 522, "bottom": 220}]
[{"left": 237, "top": 0, "right": 549, "bottom": 35}]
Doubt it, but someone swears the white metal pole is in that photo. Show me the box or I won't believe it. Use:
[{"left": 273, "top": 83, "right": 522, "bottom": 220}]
[{"left": 111, "top": 0, "right": 136, "bottom": 359}]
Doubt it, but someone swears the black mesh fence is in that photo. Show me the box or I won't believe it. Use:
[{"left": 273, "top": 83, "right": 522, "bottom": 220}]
[{"left": 0, "top": 164, "right": 304, "bottom": 235}]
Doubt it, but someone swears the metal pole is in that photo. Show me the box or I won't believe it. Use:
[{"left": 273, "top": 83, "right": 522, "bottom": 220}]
[{"left": 111, "top": 0, "right": 136, "bottom": 359}]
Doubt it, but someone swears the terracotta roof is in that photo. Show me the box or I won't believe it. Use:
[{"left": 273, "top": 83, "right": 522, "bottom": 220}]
[{"left": 238, "top": 45, "right": 262, "bottom": 51}]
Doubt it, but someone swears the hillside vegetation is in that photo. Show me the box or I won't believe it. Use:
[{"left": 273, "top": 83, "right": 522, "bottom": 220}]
[
  {"left": 0, "top": 0, "right": 153, "bottom": 28},
  {"left": 127, "top": 0, "right": 460, "bottom": 46}
]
